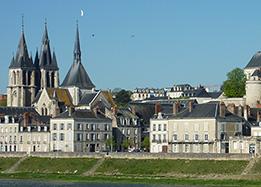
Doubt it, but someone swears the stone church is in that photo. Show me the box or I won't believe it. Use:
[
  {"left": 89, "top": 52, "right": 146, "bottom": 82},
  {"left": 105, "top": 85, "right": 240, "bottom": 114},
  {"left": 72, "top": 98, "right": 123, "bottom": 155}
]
[{"left": 7, "top": 23, "right": 112, "bottom": 117}]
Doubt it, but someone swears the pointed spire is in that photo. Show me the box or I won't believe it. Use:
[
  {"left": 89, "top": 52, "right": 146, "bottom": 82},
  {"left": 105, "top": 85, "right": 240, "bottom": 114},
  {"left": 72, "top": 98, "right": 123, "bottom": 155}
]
[
  {"left": 34, "top": 49, "right": 39, "bottom": 68},
  {"left": 52, "top": 50, "right": 58, "bottom": 67},
  {"left": 21, "top": 14, "right": 24, "bottom": 33},
  {"left": 39, "top": 20, "right": 58, "bottom": 70},
  {"left": 74, "top": 21, "right": 81, "bottom": 63}
]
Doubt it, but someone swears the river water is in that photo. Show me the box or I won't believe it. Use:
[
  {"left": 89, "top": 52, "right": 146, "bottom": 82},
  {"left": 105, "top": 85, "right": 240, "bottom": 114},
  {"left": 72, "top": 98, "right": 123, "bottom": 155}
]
[{"left": 0, "top": 179, "right": 200, "bottom": 187}]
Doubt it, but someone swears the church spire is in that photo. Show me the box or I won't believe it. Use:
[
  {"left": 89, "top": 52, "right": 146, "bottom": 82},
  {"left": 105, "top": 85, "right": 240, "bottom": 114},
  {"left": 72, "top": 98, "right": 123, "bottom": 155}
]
[{"left": 74, "top": 21, "right": 81, "bottom": 64}]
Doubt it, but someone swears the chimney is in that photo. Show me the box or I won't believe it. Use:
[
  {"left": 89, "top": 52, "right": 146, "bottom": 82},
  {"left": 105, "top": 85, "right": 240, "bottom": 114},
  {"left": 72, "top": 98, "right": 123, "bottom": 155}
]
[
  {"left": 23, "top": 112, "right": 29, "bottom": 128},
  {"left": 173, "top": 101, "right": 180, "bottom": 115},
  {"left": 237, "top": 105, "right": 243, "bottom": 117},
  {"left": 68, "top": 107, "right": 75, "bottom": 117},
  {"left": 244, "top": 105, "right": 249, "bottom": 120},
  {"left": 229, "top": 103, "right": 236, "bottom": 114},
  {"left": 219, "top": 102, "right": 225, "bottom": 118},
  {"left": 155, "top": 102, "right": 161, "bottom": 114},
  {"left": 257, "top": 111, "right": 260, "bottom": 122},
  {"left": 188, "top": 101, "right": 193, "bottom": 113}
]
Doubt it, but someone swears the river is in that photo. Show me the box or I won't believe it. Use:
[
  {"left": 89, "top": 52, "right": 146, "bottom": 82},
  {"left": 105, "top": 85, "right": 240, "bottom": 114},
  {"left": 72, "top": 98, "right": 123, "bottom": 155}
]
[{"left": 0, "top": 179, "right": 201, "bottom": 187}]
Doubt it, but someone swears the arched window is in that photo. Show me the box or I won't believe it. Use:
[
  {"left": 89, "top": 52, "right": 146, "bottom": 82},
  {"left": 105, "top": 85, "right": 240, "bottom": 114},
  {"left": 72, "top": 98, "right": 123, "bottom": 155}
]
[
  {"left": 45, "top": 108, "right": 48, "bottom": 115},
  {"left": 12, "top": 71, "right": 16, "bottom": 85}
]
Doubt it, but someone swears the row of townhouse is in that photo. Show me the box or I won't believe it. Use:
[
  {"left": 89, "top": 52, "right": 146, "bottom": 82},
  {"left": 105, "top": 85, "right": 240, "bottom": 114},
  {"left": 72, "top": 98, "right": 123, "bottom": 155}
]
[
  {"left": 150, "top": 101, "right": 252, "bottom": 154},
  {"left": 0, "top": 107, "right": 112, "bottom": 153}
]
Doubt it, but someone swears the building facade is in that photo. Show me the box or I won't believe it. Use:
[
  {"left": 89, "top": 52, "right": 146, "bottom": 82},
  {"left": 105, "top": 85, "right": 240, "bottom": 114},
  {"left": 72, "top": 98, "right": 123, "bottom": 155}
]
[{"left": 50, "top": 109, "right": 112, "bottom": 152}]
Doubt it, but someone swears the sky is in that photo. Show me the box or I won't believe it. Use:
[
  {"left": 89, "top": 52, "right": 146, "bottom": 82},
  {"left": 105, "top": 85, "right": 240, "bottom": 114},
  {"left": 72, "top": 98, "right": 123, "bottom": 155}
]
[{"left": 0, "top": 0, "right": 260, "bottom": 93}]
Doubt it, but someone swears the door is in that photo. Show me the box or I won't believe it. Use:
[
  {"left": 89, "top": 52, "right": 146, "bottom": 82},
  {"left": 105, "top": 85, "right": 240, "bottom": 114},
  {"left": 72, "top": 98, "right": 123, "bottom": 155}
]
[
  {"left": 162, "top": 145, "right": 168, "bottom": 153},
  {"left": 90, "top": 144, "right": 95, "bottom": 152}
]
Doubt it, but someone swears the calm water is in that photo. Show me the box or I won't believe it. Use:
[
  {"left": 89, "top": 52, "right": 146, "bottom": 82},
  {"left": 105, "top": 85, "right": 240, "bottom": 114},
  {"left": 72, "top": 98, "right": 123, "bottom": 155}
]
[{"left": 0, "top": 180, "right": 200, "bottom": 187}]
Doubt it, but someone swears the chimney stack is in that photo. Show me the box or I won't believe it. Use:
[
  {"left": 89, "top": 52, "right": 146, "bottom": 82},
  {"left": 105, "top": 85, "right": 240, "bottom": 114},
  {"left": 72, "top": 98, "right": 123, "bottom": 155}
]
[
  {"left": 219, "top": 102, "right": 226, "bottom": 118},
  {"left": 23, "top": 112, "right": 29, "bottom": 128},
  {"left": 155, "top": 102, "right": 161, "bottom": 114},
  {"left": 237, "top": 105, "right": 243, "bottom": 117},
  {"left": 257, "top": 111, "right": 260, "bottom": 122},
  {"left": 68, "top": 107, "right": 75, "bottom": 117},
  {"left": 244, "top": 105, "right": 249, "bottom": 120},
  {"left": 188, "top": 101, "right": 193, "bottom": 113},
  {"left": 173, "top": 101, "right": 180, "bottom": 115}
]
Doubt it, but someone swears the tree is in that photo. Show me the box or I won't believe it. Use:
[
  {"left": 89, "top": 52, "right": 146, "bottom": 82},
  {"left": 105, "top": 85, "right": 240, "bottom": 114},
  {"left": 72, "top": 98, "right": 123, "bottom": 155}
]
[
  {"left": 122, "top": 138, "right": 129, "bottom": 151},
  {"left": 222, "top": 68, "right": 246, "bottom": 98},
  {"left": 141, "top": 136, "right": 150, "bottom": 152},
  {"left": 114, "top": 89, "right": 132, "bottom": 107},
  {"left": 105, "top": 137, "right": 116, "bottom": 152}
]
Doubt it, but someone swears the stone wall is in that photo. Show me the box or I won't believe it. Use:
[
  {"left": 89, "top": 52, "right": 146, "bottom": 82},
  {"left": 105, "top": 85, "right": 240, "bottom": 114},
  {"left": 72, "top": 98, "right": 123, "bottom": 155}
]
[{"left": 0, "top": 152, "right": 251, "bottom": 160}]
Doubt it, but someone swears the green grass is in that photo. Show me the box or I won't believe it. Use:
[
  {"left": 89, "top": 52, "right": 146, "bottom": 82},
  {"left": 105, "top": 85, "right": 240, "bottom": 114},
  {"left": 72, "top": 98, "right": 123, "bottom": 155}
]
[
  {"left": 0, "top": 173, "right": 260, "bottom": 186},
  {"left": 16, "top": 157, "right": 98, "bottom": 174},
  {"left": 0, "top": 157, "right": 19, "bottom": 171},
  {"left": 249, "top": 158, "right": 261, "bottom": 174},
  {"left": 96, "top": 158, "right": 248, "bottom": 176}
]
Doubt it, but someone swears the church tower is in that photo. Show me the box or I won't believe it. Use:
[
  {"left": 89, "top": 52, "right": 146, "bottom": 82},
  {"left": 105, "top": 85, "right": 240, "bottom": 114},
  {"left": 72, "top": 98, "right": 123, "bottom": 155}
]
[
  {"left": 7, "top": 24, "right": 36, "bottom": 107},
  {"left": 39, "top": 22, "right": 59, "bottom": 89},
  {"left": 61, "top": 23, "right": 95, "bottom": 105}
]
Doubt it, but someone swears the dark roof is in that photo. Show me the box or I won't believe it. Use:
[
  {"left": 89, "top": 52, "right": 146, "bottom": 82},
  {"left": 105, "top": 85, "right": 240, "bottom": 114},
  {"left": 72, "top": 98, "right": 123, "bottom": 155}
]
[
  {"left": 55, "top": 109, "right": 111, "bottom": 121},
  {"left": 208, "top": 92, "right": 222, "bottom": 99},
  {"left": 117, "top": 108, "right": 138, "bottom": 119},
  {"left": 79, "top": 92, "right": 98, "bottom": 105},
  {"left": 61, "top": 26, "right": 95, "bottom": 90},
  {"left": 167, "top": 103, "right": 243, "bottom": 122},
  {"left": 183, "top": 88, "right": 210, "bottom": 97},
  {"left": 39, "top": 24, "right": 58, "bottom": 70},
  {"left": 251, "top": 69, "right": 261, "bottom": 77},
  {"left": 9, "top": 31, "right": 34, "bottom": 69},
  {"left": 245, "top": 51, "right": 261, "bottom": 69},
  {"left": 0, "top": 107, "right": 37, "bottom": 116}
]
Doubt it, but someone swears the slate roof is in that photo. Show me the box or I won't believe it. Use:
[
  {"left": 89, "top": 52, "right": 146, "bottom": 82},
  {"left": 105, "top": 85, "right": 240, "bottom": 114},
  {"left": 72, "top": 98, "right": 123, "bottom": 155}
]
[
  {"left": 245, "top": 51, "right": 261, "bottom": 69},
  {"left": 79, "top": 92, "right": 98, "bottom": 105},
  {"left": 0, "top": 107, "right": 36, "bottom": 116},
  {"left": 55, "top": 109, "right": 111, "bottom": 121},
  {"left": 9, "top": 31, "right": 34, "bottom": 69},
  {"left": 61, "top": 25, "right": 95, "bottom": 90},
  {"left": 251, "top": 69, "right": 261, "bottom": 77},
  {"left": 39, "top": 24, "right": 58, "bottom": 70},
  {"left": 117, "top": 108, "right": 138, "bottom": 119}
]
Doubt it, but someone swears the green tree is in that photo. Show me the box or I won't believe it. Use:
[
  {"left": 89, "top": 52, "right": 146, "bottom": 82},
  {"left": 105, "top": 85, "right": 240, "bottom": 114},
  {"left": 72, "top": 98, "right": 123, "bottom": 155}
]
[
  {"left": 122, "top": 138, "right": 130, "bottom": 151},
  {"left": 142, "top": 136, "right": 150, "bottom": 152},
  {"left": 114, "top": 89, "right": 132, "bottom": 107},
  {"left": 222, "top": 68, "right": 246, "bottom": 97},
  {"left": 105, "top": 137, "right": 116, "bottom": 152}
]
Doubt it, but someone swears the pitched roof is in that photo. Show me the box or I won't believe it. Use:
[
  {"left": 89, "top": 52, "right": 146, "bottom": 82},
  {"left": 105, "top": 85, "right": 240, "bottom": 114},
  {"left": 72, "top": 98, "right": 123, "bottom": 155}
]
[
  {"left": 0, "top": 107, "right": 36, "bottom": 116},
  {"left": 55, "top": 109, "right": 111, "bottom": 121},
  {"left": 245, "top": 51, "right": 261, "bottom": 69},
  {"left": 101, "top": 91, "right": 116, "bottom": 107},
  {"left": 46, "top": 88, "right": 73, "bottom": 106},
  {"left": 251, "top": 69, "right": 261, "bottom": 77},
  {"left": 79, "top": 92, "right": 98, "bottom": 105},
  {"left": 9, "top": 31, "right": 34, "bottom": 69},
  {"left": 61, "top": 25, "right": 95, "bottom": 89}
]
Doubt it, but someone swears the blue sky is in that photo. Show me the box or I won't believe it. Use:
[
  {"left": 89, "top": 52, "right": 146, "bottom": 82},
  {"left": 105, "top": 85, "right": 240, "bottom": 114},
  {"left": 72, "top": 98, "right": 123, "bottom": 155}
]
[{"left": 0, "top": 0, "right": 260, "bottom": 92}]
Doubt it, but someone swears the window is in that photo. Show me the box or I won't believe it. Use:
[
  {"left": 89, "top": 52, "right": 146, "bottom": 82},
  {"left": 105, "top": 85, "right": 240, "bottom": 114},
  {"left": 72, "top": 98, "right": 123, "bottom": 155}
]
[
  {"left": 153, "top": 134, "right": 156, "bottom": 141},
  {"left": 97, "top": 134, "right": 100, "bottom": 141},
  {"left": 184, "top": 144, "right": 189, "bottom": 152},
  {"left": 60, "top": 123, "right": 64, "bottom": 130},
  {"left": 60, "top": 133, "right": 64, "bottom": 141},
  {"left": 20, "top": 136, "right": 23, "bottom": 142},
  {"left": 195, "top": 134, "right": 199, "bottom": 141},
  {"left": 205, "top": 134, "right": 208, "bottom": 141},
  {"left": 105, "top": 124, "right": 108, "bottom": 131},
  {"left": 90, "top": 134, "right": 95, "bottom": 141},
  {"left": 86, "top": 124, "right": 89, "bottom": 130},
  {"left": 163, "top": 124, "right": 167, "bottom": 131},
  {"left": 158, "top": 124, "right": 161, "bottom": 131},
  {"left": 53, "top": 124, "right": 57, "bottom": 130},
  {"left": 52, "top": 133, "right": 57, "bottom": 141},
  {"left": 173, "top": 134, "right": 177, "bottom": 141},
  {"left": 127, "top": 129, "right": 130, "bottom": 135},
  {"left": 173, "top": 144, "right": 178, "bottom": 153},
  {"left": 77, "top": 133, "right": 83, "bottom": 141},
  {"left": 77, "top": 124, "right": 81, "bottom": 130},
  {"left": 158, "top": 134, "right": 161, "bottom": 142},
  {"left": 86, "top": 133, "right": 89, "bottom": 140},
  {"left": 104, "top": 134, "right": 108, "bottom": 140},
  {"left": 153, "top": 124, "right": 156, "bottom": 131},
  {"left": 185, "top": 134, "right": 189, "bottom": 141},
  {"left": 163, "top": 134, "right": 167, "bottom": 142},
  {"left": 67, "top": 123, "right": 72, "bottom": 130},
  {"left": 134, "top": 129, "right": 138, "bottom": 135}
]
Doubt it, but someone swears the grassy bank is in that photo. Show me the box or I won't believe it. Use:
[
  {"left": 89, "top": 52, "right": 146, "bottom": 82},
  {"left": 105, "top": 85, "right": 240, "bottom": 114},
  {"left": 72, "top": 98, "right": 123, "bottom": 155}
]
[{"left": 0, "top": 157, "right": 260, "bottom": 186}]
